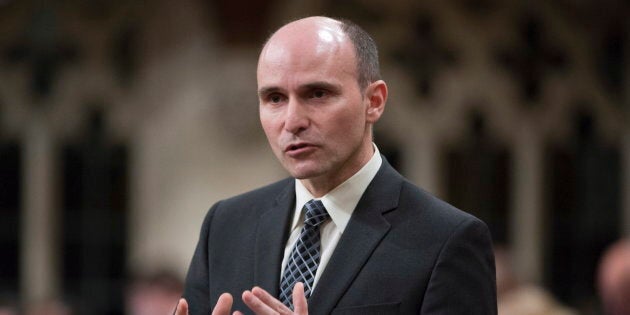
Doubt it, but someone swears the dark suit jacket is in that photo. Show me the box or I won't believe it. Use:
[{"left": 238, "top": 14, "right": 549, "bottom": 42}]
[{"left": 183, "top": 158, "right": 497, "bottom": 314}]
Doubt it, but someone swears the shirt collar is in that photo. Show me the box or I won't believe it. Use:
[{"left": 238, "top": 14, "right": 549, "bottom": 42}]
[{"left": 292, "top": 144, "right": 383, "bottom": 233}]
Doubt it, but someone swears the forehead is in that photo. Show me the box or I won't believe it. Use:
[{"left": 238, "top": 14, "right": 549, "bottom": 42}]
[{"left": 257, "top": 20, "right": 357, "bottom": 87}]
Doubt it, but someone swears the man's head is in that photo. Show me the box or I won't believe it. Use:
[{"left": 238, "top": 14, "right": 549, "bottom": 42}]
[
  {"left": 257, "top": 17, "right": 387, "bottom": 196},
  {"left": 336, "top": 19, "right": 381, "bottom": 91}
]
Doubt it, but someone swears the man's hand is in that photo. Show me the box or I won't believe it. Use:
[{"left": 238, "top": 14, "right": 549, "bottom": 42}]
[
  {"left": 174, "top": 298, "right": 189, "bottom": 315},
  {"left": 173, "top": 283, "right": 307, "bottom": 315},
  {"left": 174, "top": 293, "right": 234, "bottom": 315},
  {"left": 238, "top": 282, "right": 308, "bottom": 315}
]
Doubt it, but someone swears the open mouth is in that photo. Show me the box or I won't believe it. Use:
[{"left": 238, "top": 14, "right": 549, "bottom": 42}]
[
  {"left": 285, "top": 142, "right": 315, "bottom": 156},
  {"left": 288, "top": 143, "right": 309, "bottom": 151}
]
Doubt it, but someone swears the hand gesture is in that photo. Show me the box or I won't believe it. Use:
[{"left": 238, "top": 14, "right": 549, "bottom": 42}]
[
  {"left": 238, "top": 282, "right": 308, "bottom": 315},
  {"left": 174, "top": 293, "right": 234, "bottom": 315},
  {"left": 173, "top": 282, "right": 308, "bottom": 315}
]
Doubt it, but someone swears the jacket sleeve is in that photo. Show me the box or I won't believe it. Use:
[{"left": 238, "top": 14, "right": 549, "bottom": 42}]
[
  {"left": 182, "top": 202, "right": 220, "bottom": 314},
  {"left": 420, "top": 217, "right": 497, "bottom": 315}
]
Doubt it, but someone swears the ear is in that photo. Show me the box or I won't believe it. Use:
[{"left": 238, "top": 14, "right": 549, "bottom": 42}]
[{"left": 365, "top": 80, "right": 388, "bottom": 124}]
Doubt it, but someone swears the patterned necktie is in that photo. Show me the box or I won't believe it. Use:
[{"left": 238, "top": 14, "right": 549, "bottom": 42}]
[{"left": 279, "top": 199, "right": 330, "bottom": 309}]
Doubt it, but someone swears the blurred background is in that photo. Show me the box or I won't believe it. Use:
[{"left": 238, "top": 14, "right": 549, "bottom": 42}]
[{"left": 0, "top": 0, "right": 628, "bottom": 314}]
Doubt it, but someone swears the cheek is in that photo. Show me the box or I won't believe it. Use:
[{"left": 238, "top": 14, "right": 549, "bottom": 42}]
[
  {"left": 330, "top": 107, "right": 365, "bottom": 138},
  {"left": 263, "top": 127, "right": 279, "bottom": 146},
  {"left": 260, "top": 106, "right": 285, "bottom": 129},
  {"left": 259, "top": 113, "right": 276, "bottom": 135},
  {"left": 260, "top": 119, "right": 279, "bottom": 147}
]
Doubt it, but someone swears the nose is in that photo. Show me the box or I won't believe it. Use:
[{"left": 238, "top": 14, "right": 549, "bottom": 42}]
[{"left": 284, "top": 98, "right": 309, "bottom": 134}]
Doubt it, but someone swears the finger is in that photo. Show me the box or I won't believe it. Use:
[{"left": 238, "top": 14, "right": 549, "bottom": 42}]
[
  {"left": 251, "top": 286, "right": 292, "bottom": 314},
  {"left": 242, "top": 290, "right": 279, "bottom": 315},
  {"left": 212, "top": 293, "right": 234, "bottom": 315},
  {"left": 292, "top": 282, "right": 308, "bottom": 314},
  {"left": 174, "top": 298, "right": 188, "bottom": 315}
]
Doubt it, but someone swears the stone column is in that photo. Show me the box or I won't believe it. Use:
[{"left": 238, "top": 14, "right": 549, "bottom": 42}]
[
  {"left": 21, "top": 112, "right": 59, "bottom": 303},
  {"left": 623, "top": 36, "right": 630, "bottom": 237},
  {"left": 510, "top": 123, "right": 544, "bottom": 284},
  {"left": 623, "top": 125, "right": 630, "bottom": 236},
  {"left": 405, "top": 131, "right": 442, "bottom": 197}
]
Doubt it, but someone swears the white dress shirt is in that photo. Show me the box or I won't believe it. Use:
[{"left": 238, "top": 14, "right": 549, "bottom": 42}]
[{"left": 280, "top": 144, "right": 383, "bottom": 292}]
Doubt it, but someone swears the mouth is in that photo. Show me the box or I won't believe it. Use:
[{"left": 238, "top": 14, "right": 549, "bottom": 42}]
[
  {"left": 284, "top": 142, "right": 316, "bottom": 156},
  {"left": 285, "top": 143, "right": 309, "bottom": 152}
]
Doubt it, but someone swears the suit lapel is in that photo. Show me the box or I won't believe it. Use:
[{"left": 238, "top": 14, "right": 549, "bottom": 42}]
[
  {"left": 254, "top": 181, "right": 295, "bottom": 297},
  {"left": 308, "top": 159, "right": 402, "bottom": 315}
]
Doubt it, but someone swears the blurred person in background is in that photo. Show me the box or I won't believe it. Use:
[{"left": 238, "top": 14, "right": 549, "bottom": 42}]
[
  {"left": 597, "top": 238, "right": 630, "bottom": 315},
  {"left": 23, "top": 299, "right": 71, "bottom": 315},
  {"left": 496, "top": 246, "right": 577, "bottom": 315},
  {"left": 0, "top": 303, "right": 16, "bottom": 315},
  {"left": 0, "top": 294, "right": 17, "bottom": 315},
  {"left": 126, "top": 270, "right": 183, "bottom": 315}
]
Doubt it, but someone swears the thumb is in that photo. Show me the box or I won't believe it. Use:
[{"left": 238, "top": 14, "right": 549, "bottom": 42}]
[
  {"left": 292, "top": 282, "right": 308, "bottom": 314},
  {"left": 174, "top": 298, "right": 189, "bottom": 315},
  {"left": 212, "top": 293, "right": 234, "bottom": 315}
]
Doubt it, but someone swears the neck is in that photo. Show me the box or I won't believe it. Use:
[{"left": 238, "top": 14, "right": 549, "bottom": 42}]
[{"left": 300, "top": 139, "right": 374, "bottom": 197}]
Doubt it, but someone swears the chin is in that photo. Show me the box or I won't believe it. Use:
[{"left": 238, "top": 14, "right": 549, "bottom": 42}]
[
  {"left": 286, "top": 164, "right": 324, "bottom": 180},
  {"left": 289, "top": 170, "right": 319, "bottom": 180}
]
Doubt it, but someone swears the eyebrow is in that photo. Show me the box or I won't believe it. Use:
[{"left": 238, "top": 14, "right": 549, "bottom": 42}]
[
  {"left": 300, "top": 81, "right": 341, "bottom": 93},
  {"left": 257, "top": 86, "right": 281, "bottom": 98},
  {"left": 258, "top": 81, "right": 342, "bottom": 98}
]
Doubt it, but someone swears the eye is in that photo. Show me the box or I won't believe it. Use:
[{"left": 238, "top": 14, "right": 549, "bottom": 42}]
[
  {"left": 268, "top": 93, "right": 284, "bottom": 104},
  {"left": 311, "top": 89, "right": 326, "bottom": 99}
]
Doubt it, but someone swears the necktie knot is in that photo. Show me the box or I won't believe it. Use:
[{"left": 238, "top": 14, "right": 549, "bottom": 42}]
[{"left": 303, "top": 199, "right": 329, "bottom": 227}]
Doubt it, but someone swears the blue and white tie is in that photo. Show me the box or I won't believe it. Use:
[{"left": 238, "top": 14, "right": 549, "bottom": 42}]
[{"left": 279, "top": 199, "right": 330, "bottom": 309}]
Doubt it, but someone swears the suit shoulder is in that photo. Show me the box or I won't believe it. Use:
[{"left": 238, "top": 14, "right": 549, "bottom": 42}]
[
  {"left": 398, "top": 179, "right": 488, "bottom": 230},
  {"left": 213, "top": 177, "right": 293, "bottom": 210},
  {"left": 224, "top": 177, "right": 293, "bottom": 202},
  {"left": 197, "top": 177, "right": 293, "bottom": 231}
]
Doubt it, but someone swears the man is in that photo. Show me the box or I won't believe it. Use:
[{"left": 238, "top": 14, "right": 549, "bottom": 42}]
[{"left": 175, "top": 16, "right": 496, "bottom": 315}]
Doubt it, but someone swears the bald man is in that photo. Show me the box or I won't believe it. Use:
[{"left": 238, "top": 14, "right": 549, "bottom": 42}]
[{"left": 176, "top": 17, "right": 496, "bottom": 315}]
